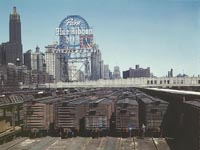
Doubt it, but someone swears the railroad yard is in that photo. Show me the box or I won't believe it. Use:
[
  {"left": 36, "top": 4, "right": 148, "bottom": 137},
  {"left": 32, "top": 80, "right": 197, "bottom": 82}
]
[
  {"left": 1, "top": 87, "right": 200, "bottom": 149},
  {"left": 1, "top": 136, "right": 170, "bottom": 150}
]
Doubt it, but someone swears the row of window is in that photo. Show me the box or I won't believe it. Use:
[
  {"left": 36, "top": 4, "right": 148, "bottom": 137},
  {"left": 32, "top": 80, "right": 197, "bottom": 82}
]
[{"left": 147, "top": 80, "right": 185, "bottom": 85}]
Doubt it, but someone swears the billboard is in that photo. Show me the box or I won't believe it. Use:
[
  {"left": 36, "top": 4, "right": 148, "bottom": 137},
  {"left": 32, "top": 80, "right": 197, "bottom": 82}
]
[{"left": 56, "top": 15, "right": 93, "bottom": 50}]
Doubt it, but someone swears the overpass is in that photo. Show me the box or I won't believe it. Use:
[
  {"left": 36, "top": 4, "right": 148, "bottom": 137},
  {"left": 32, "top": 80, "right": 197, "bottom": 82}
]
[{"left": 21, "top": 77, "right": 200, "bottom": 89}]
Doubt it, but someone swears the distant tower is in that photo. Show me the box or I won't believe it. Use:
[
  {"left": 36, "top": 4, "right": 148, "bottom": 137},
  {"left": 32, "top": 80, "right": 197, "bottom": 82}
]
[
  {"left": 9, "top": 6, "right": 21, "bottom": 43},
  {"left": 113, "top": 66, "right": 121, "bottom": 79},
  {"left": 1, "top": 6, "right": 23, "bottom": 66}
]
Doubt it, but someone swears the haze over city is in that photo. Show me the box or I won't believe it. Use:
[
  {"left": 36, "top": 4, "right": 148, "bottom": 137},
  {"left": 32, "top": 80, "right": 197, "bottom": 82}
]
[{"left": 0, "top": 0, "right": 200, "bottom": 76}]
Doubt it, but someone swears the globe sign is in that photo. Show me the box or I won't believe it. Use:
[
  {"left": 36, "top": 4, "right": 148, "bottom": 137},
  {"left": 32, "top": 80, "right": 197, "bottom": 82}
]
[{"left": 56, "top": 15, "right": 93, "bottom": 50}]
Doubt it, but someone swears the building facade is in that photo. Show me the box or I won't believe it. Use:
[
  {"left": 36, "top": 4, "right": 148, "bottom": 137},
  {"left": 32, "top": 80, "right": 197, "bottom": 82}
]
[
  {"left": 113, "top": 66, "right": 121, "bottom": 79},
  {"left": 90, "top": 49, "right": 103, "bottom": 80},
  {"left": 123, "top": 65, "right": 150, "bottom": 78},
  {"left": 45, "top": 44, "right": 61, "bottom": 82},
  {"left": 31, "top": 46, "right": 45, "bottom": 72},
  {"left": 0, "top": 7, "right": 23, "bottom": 66},
  {"left": 24, "top": 49, "right": 32, "bottom": 70},
  {"left": 104, "top": 64, "right": 110, "bottom": 79}
]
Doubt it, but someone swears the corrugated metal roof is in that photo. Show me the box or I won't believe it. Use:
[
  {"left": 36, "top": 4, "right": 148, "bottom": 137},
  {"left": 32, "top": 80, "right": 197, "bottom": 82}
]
[{"left": 117, "top": 98, "right": 138, "bottom": 105}]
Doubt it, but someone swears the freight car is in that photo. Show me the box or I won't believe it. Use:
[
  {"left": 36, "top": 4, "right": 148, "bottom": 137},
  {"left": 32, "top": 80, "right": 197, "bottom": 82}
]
[
  {"left": 85, "top": 98, "right": 115, "bottom": 137},
  {"left": 23, "top": 96, "right": 60, "bottom": 137},
  {"left": 116, "top": 98, "right": 139, "bottom": 137},
  {"left": 55, "top": 97, "right": 90, "bottom": 138},
  {"left": 182, "top": 100, "right": 200, "bottom": 150},
  {"left": 137, "top": 94, "right": 168, "bottom": 135}
]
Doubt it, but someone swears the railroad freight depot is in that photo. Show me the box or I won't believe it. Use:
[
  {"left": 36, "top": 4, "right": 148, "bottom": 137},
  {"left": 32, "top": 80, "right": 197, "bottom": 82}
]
[{"left": 0, "top": 88, "right": 200, "bottom": 150}]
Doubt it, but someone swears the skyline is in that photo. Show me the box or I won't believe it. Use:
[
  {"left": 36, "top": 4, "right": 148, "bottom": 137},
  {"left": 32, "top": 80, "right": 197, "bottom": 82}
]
[{"left": 0, "top": 0, "right": 200, "bottom": 77}]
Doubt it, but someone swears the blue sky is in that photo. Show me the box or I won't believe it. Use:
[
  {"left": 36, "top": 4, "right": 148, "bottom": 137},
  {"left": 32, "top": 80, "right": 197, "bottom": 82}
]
[{"left": 0, "top": 0, "right": 200, "bottom": 76}]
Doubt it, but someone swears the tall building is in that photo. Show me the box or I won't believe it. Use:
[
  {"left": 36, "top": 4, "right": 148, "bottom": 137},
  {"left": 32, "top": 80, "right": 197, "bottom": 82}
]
[
  {"left": 0, "top": 7, "right": 23, "bottom": 66},
  {"left": 167, "top": 68, "right": 173, "bottom": 77},
  {"left": 123, "top": 65, "right": 150, "bottom": 78},
  {"left": 6, "top": 63, "right": 18, "bottom": 87},
  {"left": 104, "top": 64, "right": 110, "bottom": 79},
  {"left": 24, "top": 46, "right": 45, "bottom": 72},
  {"left": 90, "top": 49, "right": 102, "bottom": 80},
  {"left": 24, "top": 49, "right": 32, "bottom": 70},
  {"left": 100, "top": 60, "right": 104, "bottom": 79},
  {"left": 31, "top": 46, "right": 45, "bottom": 72},
  {"left": 113, "top": 66, "right": 121, "bottom": 79},
  {"left": 45, "top": 44, "right": 61, "bottom": 82}
]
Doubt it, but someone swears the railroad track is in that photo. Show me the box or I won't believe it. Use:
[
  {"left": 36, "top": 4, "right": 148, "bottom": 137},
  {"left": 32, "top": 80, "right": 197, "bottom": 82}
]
[
  {"left": 131, "top": 137, "right": 162, "bottom": 150},
  {"left": 1, "top": 137, "right": 28, "bottom": 150}
]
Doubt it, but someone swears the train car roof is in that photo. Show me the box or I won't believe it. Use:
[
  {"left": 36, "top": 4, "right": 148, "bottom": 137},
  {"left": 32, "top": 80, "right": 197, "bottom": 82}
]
[
  {"left": 185, "top": 100, "right": 200, "bottom": 108},
  {"left": 147, "top": 88, "right": 200, "bottom": 96},
  {"left": 117, "top": 98, "right": 138, "bottom": 105},
  {"left": 139, "top": 95, "right": 168, "bottom": 104}
]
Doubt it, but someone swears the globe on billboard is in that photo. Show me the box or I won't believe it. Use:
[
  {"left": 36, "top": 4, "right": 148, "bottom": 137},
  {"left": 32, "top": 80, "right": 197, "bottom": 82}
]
[{"left": 56, "top": 15, "right": 93, "bottom": 50}]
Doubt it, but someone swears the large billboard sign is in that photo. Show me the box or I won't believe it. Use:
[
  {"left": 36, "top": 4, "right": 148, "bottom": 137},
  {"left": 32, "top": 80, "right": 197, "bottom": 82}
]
[{"left": 56, "top": 15, "right": 93, "bottom": 50}]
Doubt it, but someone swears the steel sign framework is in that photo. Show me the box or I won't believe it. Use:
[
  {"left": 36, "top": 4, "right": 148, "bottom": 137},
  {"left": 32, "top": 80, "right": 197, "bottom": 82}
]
[{"left": 55, "top": 15, "right": 95, "bottom": 82}]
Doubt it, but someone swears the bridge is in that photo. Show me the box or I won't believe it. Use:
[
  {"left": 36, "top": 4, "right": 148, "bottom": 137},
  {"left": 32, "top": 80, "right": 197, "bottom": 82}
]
[{"left": 21, "top": 77, "right": 200, "bottom": 89}]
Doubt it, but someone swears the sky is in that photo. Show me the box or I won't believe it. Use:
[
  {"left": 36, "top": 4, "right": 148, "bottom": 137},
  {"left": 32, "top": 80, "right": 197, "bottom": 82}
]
[{"left": 0, "top": 0, "right": 200, "bottom": 77}]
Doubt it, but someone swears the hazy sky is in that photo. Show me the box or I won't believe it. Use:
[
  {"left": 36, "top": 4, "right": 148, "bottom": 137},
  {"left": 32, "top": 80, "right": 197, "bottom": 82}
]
[{"left": 0, "top": 0, "right": 200, "bottom": 76}]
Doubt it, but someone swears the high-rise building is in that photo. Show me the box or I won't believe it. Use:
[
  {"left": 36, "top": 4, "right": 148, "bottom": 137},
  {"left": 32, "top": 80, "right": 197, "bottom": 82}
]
[
  {"left": 45, "top": 44, "right": 61, "bottom": 82},
  {"left": 167, "top": 68, "right": 173, "bottom": 77},
  {"left": 24, "top": 49, "right": 32, "bottom": 70},
  {"left": 24, "top": 46, "right": 45, "bottom": 72},
  {"left": 31, "top": 46, "right": 45, "bottom": 72},
  {"left": 91, "top": 48, "right": 102, "bottom": 80},
  {"left": 123, "top": 65, "right": 150, "bottom": 78},
  {"left": 0, "top": 7, "right": 23, "bottom": 66},
  {"left": 104, "top": 64, "right": 110, "bottom": 79},
  {"left": 100, "top": 60, "right": 104, "bottom": 79},
  {"left": 6, "top": 63, "right": 18, "bottom": 87},
  {"left": 113, "top": 66, "right": 121, "bottom": 79}
]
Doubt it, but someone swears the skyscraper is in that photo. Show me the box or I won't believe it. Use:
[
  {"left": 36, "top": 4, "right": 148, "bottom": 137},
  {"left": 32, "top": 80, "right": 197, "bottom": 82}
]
[
  {"left": 104, "top": 64, "right": 110, "bottom": 79},
  {"left": 31, "top": 46, "right": 45, "bottom": 72},
  {"left": 9, "top": 7, "right": 21, "bottom": 44},
  {"left": 0, "top": 7, "right": 23, "bottom": 66},
  {"left": 45, "top": 44, "right": 61, "bottom": 82},
  {"left": 113, "top": 66, "right": 121, "bottom": 79},
  {"left": 91, "top": 49, "right": 102, "bottom": 80}
]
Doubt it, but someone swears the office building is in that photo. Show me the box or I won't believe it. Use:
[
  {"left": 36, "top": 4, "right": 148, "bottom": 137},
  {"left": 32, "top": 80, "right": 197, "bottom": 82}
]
[
  {"left": 104, "top": 64, "right": 110, "bottom": 79},
  {"left": 91, "top": 49, "right": 102, "bottom": 80},
  {"left": 123, "top": 65, "right": 150, "bottom": 78},
  {"left": 113, "top": 66, "right": 121, "bottom": 79},
  {"left": 45, "top": 44, "right": 61, "bottom": 82},
  {"left": 0, "top": 7, "right": 23, "bottom": 66},
  {"left": 24, "top": 49, "right": 32, "bottom": 70},
  {"left": 167, "top": 68, "right": 173, "bottom": 77},
  {"left": 31, "top": 46, "right": 45, "bottom": 72}
]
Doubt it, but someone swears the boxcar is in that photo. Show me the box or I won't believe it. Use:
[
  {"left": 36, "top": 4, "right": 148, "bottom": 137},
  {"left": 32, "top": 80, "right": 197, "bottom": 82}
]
[
  {"left": 182, "top": 100, "right": 200, "bottom": 150},
  {"left": 23, "top": 96, "right": 57, "bottom": 137},
  {"left": 116, "top": 98, "right": 139, "bottom": 135},
  {"left": 85, "top": 98, "right": 115, "bottom": 136},
  {"left": 55, "top": 98, "right": 89, "bottom": 137},
  {"left": 137, "top": 94, "right": 168, "bottom": 133}
]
